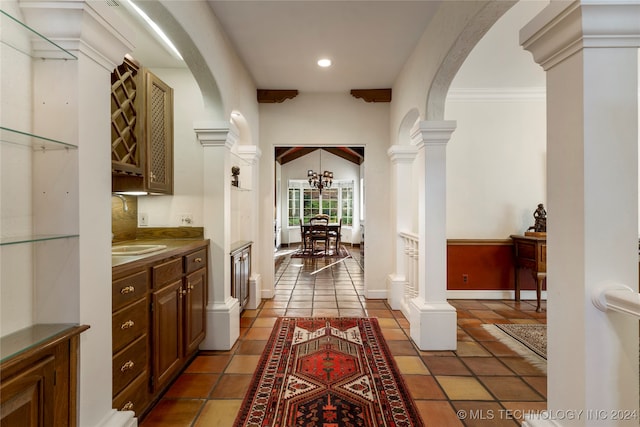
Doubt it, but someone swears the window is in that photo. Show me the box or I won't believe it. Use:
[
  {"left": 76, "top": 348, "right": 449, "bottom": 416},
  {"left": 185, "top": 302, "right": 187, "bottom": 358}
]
[
  {"left": 288, "top": 180, "right": 354, "bottom": 226},
  {"left": 288, "top": 188, "right": 301, "bottom": 226},
  {"left": 341, "top": 187, "right": 353, "bottom": 226}
]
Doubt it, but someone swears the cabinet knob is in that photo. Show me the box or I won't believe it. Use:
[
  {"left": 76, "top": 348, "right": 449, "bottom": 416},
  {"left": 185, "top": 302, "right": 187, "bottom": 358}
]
[
  {"left": 121, "top": 401, "right": 134, "bottom": 411},
  {"left": 194, "top": 257, "right": 202, "bottom": 263},
  {"left": 120, "top": 360, "right": 135, "bottom": 372},
  {"left": 120, "top": 320, "right": 135, "bottom": 330},
  {"left": 188, "top": 282, "right": 194, "bottom": 290},
  {"left": 120, "top": 285, "right": 135, "bottom": 294},
  {"left": 180, "top": 288, "right": 187, "bottom": 296}
]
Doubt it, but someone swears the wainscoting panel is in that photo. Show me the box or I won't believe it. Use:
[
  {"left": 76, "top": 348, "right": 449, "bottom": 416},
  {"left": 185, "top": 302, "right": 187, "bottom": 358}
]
[{"left": 447, "top": 239, "right": 542, "bottom": 292}]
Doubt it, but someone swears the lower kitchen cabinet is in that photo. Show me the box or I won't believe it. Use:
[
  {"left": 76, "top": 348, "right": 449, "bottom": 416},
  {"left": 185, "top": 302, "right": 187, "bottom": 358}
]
[
  {"left": 0, "top": 324, "right": 89, "bottom": 427},
  {"left": 112, "top": 241, "right": 209, "bottom": 419},
  {"left": 231, "top": 241, "right": 252, "bottom": 312},
  {"left": 184, "top": 268, "right": 207, "bottom": 355},
  {"left": 151, "top": 280, "right": 183, "bottom": 393}
]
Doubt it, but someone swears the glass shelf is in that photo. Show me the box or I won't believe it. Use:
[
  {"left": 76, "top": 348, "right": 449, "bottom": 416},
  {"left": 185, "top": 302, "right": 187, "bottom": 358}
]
[
  {"left": 0, "top": 234, "right": 79, "bottom": 247},
  {"left": 0, "top": 127, "right": 77, "bottom": 151},
  {"left": 0, "top": 9, "right": 77, "bottom": 60}
]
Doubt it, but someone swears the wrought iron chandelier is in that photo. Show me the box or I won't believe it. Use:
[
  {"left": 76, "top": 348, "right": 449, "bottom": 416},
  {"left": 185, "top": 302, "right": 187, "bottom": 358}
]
[{"left": 307, "top": 150, "right": 333, "bottom": 194}]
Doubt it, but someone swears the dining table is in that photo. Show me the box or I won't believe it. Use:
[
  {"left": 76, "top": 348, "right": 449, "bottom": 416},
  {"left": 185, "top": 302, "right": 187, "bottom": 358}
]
[{"left": 301, "top": 223, "right": 341, "bottom": 253}]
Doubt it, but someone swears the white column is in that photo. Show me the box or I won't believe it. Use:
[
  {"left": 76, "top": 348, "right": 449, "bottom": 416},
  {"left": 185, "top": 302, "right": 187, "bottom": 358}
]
[
  {"left": 387, "top": 145, "right": 418, "bottom": 310},
  {"left": 521, "top": 2, "right": 639, "bottom": 425},
  {"left": 409, "top": 121, "right": 457, "bottom": 350},
  {"left": 22, "top": 1, "right": 137, "bottom": 425},
  {"left": 237, "top": 145, "right": 263, "bottom": 310},
  {"left": 195, "top": 123, "right": 240, "bottom": 350}
]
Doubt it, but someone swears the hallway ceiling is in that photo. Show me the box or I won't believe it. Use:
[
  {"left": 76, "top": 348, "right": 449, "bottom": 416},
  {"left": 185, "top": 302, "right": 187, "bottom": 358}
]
[{"left": 206, "top": 1, "right": 442, "bottom": 93}]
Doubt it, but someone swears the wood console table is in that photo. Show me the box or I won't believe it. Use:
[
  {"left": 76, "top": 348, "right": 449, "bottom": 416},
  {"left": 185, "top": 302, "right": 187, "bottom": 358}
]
[{"left": 510, "top": 234, "right": 546, "bottom": 312}]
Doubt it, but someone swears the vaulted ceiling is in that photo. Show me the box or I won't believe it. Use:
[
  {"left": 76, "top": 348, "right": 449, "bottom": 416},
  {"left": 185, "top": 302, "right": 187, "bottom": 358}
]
[{"left": 275, "top": 147, "right": 364, "bottom": 165}]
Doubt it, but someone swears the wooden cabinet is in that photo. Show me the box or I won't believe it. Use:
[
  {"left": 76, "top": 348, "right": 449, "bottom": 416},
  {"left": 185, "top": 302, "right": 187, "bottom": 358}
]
[
  {"left": 0, "top": 325, "right": 88, "bottom": 427},
  {"left": 510, "top": 234, "right": 546, "bottom": 313},
  {"left": 112, "top": 267, "right": 150, "bottom": 415},
  {"left": 144, "top": 71, "right": 173, "bottom": 194},
  {"left": 151, "top": 257, "right": 183, "bottom": 393},
  {"left": 183, "top": 248, "right": 207, "bottom": 355},
  {"left": 231, "top": 242, "right": 251, "bottom": 312},
  {"left": 112, "top": 242, "right": 208, "bottom": 418},
  {"left": 111, "top": 58, "right": 174, "bottom": 195}
]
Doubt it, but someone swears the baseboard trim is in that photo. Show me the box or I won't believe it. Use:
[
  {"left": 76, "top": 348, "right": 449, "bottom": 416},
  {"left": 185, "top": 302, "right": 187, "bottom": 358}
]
[{"left": 446, "top": 290, "right": 547, "bottom": 300}]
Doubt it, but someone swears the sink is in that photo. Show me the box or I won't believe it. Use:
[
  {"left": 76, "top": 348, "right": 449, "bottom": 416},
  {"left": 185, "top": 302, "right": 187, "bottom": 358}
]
[{"left": 112, "top": 244, "right": 167, "bottom": 255}]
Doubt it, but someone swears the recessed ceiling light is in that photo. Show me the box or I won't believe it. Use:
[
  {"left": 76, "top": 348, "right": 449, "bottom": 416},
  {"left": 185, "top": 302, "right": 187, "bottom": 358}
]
[{"left": 317, "top": 58, "right": 332, "bottom": 68}]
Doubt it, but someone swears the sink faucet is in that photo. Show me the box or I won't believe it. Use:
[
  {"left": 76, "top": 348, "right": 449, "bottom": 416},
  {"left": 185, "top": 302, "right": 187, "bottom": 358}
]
[{"left": 112, "top": 194, "right": 129, "bottom": 212}]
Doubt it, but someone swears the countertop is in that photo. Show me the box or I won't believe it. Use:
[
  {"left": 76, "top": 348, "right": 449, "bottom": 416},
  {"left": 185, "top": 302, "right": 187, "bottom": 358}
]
[{"left": 112, "top": 239, "right": 210, "bottom": 270}]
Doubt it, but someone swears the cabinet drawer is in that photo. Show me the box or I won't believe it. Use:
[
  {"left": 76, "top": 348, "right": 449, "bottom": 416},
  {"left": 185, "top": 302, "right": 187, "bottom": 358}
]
[
  {"left": 184, "top": 248, "right": 207, "bottom": 274},
  {"left": 112, "top": 298, "right": 148, "bottom": 353},
  {"left": 152, "top": 258, "right": 182, "bottom": 289},
  {"left": 113, "top": 270, "right": 148, "bottom": 311},
  {"left": 113, "top": 335, "right": 148, "bottom": 397},
  {"left": 112, "top": 370, "right": 149, "bottom": 417}
]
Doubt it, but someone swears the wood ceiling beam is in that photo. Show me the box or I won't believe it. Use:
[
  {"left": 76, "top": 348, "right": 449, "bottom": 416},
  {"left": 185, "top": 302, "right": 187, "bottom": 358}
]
[
  {"left": 350, "top": 88, "right": 391, "bottom": 103},
  {"left": 257, "top": 89, "right": 299, "bottom": 103}
]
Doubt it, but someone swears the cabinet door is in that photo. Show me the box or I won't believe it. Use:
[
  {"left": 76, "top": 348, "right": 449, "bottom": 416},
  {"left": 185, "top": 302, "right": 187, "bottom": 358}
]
[
  {"left": 231, "top": 252, "right": 242, "bottom": 307},
  {"left": 184, "top": 269, "right": 207, "bottom": 356},
  {"left": 0, "top": 356, "right": 55, "bottom": 427},
  {"left": 151, "top": 280, "right": 182, "bottom": 392},
  {"left": 144, "top": 70, "right": 173, "bottom": 194},
  {"left": 240, "top": 249, "right": 250, "bottom": 308}
]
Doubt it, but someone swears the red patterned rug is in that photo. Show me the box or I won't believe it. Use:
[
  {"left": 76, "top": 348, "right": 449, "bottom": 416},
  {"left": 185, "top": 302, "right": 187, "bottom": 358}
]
[{"left": 234, "top": 317, "right": 424, "bottom": 427}]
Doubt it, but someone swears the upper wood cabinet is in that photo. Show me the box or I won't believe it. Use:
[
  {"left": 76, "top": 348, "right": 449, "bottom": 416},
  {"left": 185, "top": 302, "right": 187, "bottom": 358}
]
[{"left": 111, "top": 57, "right": 174, "bottom": 194}]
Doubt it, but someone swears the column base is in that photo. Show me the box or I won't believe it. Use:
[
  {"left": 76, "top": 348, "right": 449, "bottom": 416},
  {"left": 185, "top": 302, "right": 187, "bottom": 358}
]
[
  {"left": 247, "top": 273, "right": 262, "bottom": 310},
  {"left": 200, "top": 298, "right": 240, "bottom": 350},
  {"left": 97, "top": 410, "right": 137, "bottom": 427},
  {"left": 387, "top": 274, "right": 406, "bottom": 310},
  {"left": 409, "top": 299, "right": 457, "bottom": 350}
]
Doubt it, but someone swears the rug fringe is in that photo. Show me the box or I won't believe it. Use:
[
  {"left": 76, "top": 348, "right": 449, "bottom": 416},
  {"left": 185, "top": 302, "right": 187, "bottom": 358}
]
[{"left": 481, "top": 324, "right": 547, "bottom": 374}]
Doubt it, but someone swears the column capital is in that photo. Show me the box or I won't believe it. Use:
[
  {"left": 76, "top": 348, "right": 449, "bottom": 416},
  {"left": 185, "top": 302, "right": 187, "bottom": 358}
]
[
  {"left": 410, "top": 120, "right": 457, "bottom": 148},
  {"left": 20, "top": 0, "right": 135, "bottom": 71},
  {"left": 194, "top": 121, "right": 238, "bottom": 149},
  {"left": 237, "top": 145, "right": 262, "bottom": 164},
  {"left": 521, "top": 1, "right": 640, "bottom": 71},
  {"left": 387, "top": 145, "right": 418, "bottom": 164}
]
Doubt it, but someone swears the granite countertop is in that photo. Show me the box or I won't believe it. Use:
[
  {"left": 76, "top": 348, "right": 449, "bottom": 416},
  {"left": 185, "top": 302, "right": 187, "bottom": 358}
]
[{"left": 112, "top": 238, "right": 209, "bottom": 269}]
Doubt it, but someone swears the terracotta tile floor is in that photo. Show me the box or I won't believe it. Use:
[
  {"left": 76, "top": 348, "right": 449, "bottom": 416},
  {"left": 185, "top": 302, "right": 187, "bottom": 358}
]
[{"left": 141, "top": 247, "right": 547, "bottom": 426}]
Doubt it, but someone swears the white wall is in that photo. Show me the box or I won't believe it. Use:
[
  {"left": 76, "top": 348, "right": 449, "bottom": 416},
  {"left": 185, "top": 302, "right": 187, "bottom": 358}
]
[
  {"left": 259, "top": 92, "right": 391, "bottom": 297},
  {"left": 443, "top": 0, "right": 548, "bottom": 239},
  {"left": 278, "top": 149, "right": 361, "bottom": 245},
  {"left": 445, "top": 94, "right": 546, "bottom": 238}
]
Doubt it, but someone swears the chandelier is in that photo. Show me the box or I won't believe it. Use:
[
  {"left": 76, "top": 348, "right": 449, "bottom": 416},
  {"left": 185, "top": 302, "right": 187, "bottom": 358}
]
[{"left": 307, "top": 150, "right": 333, "bottom": 194}]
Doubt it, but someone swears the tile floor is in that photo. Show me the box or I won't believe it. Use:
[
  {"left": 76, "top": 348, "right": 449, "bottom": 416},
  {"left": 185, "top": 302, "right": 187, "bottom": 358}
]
[{"left": 141, "top": 247, "right": 547, "bottom": 426}]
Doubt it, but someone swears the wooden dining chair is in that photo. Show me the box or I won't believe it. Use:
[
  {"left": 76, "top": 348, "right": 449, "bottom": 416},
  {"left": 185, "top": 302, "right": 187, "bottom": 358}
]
[
  {"left": 300, "top": 222, "right": 310, "bottom": 252},
  {"left": 309, "top": 216, "right": 329, "bottom": 254},
  {"left": 327, "top": 218, "right": 342, "bottom": 255}
]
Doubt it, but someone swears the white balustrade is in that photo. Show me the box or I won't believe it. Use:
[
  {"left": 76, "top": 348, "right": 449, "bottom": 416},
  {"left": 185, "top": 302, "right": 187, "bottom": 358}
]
[{"left": 399, "top": 231, "right": 419, "bottom": 316}]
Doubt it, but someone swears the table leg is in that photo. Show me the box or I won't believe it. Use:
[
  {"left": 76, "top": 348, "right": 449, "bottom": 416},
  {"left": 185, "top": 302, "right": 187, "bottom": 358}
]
[
  {"left": 514, "top": 267, "right": 521, "bottom": 302},
  {"left": 535, "top": 273, "right": 545, "bottom": 312}
]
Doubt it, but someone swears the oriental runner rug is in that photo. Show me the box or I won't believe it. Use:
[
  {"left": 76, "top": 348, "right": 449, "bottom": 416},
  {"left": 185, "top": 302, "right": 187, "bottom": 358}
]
[
  {"left": 234, "top": 317, "right": 424, "bottom": 427},
  {"left": 482, "top": 323, "right": 547, "bottom": 372}
]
